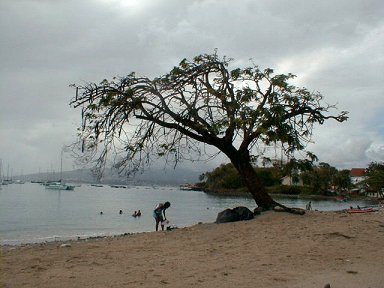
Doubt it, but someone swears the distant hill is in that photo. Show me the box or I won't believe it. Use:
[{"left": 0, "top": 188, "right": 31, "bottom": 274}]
[{"left": 22, "top": 166, "right": 204, "bottom": 186}]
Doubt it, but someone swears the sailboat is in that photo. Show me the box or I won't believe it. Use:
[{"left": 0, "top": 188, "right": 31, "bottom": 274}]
[
  {"left": 1, "top": 162, "right": 14, "bottom": 185},
  {"left": 45, "top": 149, "right": 75, "bottom": 191}
]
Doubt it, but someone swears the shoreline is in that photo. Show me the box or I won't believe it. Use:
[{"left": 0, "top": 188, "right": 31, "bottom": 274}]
[
  {"left": 204, "top": 189, "right": 381, "bottom": 202},
  {"left": 1, "top": 229, "right": 154, "bottom": 249},
  {"left": 2, "top": 207, "right": 378, "bottom": 249},
  {"left": 2, "top": 200, "right": 381, "bottom": 247},
  {"left": 2, "top": 210, "right": 384, "bottom": 287}
]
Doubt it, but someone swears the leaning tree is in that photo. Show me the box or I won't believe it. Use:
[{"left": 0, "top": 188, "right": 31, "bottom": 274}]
[{"left": 70, "top": 52, "right": 348, "bottom": 212}]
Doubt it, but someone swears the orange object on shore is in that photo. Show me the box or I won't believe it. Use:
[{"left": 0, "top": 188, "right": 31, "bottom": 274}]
[{"left": 347, "top": 207, "right": 375, "bottom": 213}]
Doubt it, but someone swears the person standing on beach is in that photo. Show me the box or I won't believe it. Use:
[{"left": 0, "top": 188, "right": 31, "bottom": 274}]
[{"left": 153, "top": 201, "right": 171, "bottom": 231}]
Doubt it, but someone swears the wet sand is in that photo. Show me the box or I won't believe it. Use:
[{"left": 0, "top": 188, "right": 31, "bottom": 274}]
[{"left": 1, "top": 210, "right": 384, "bottom": 288}]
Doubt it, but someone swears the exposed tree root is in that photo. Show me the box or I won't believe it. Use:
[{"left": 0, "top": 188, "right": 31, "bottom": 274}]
[{"left": 272, "top": 201, "right": 306, "bottom": 215}]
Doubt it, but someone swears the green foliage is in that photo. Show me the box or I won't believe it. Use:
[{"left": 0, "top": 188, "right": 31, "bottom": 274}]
[
  {"left": 366, "top": 162, "right": 384, "bottom": 192},
  {"left": 333, "top": 169, "right": 352, "bottom": 191},
  {"left": 268, "top": 185, "right": 302, "bottom": 195},
  {"left": 202, "top": 163, "right": 244, "bottom": 190},
  {"left": 256, "top": 167, "right": 283, "bottom": 186},
  {"left": 201, "top": 163, "right": 282, "bottom": 191},
  {"left": 200, "top": 161, "right": 318, "bottom": 195},
  {"left": 301, "top": 162, "right": 350, "bottom": 194}
]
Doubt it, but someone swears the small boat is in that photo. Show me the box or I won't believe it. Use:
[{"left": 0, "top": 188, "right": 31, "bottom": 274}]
[
  {"left": 179, "top": 183, "right": 203, "bottom": 191},
  {"left": 180, "top": 183, "right": 193, "bottom": 190},
  {"left": 45, "top": 181, "right": 75, "bottom": 191},
  {"left": 44, "top": 148, "right": 75, "bottom": 191},
  {"left": 90, "top": 184, "right": 103, "bottom": 187},
  {"left": 110, "top": 185, "right": 128, "bottom": 189},
  {"left": 347, "top": 207, "right": 376, "bottom": 214},
  {"left": 1, "top": 179, "right": 13, "bottom": 185}
]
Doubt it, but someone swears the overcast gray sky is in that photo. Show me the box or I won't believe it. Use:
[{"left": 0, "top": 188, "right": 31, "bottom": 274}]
[{"left": 1, "top": 0, "right": 383, "bottom": 176}]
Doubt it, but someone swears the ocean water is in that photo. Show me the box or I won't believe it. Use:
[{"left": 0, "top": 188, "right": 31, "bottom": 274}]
[{"left": 0, "top": 183, "right": 374, "bottom": 245}]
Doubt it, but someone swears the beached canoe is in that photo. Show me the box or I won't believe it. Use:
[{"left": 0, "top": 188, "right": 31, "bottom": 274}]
[{"left": 347, "top": 207, "right": 376, "bottom": 214}]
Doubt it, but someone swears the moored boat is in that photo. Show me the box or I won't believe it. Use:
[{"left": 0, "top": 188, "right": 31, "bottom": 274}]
[
  {"left": 180, "top": 183, "right": 203, "bottom": 191},
  {"left": 45, "top": 181, "right": 75, "bottom": 191}
]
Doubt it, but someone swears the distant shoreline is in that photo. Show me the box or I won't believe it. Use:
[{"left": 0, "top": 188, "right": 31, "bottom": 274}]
[{"left": 203, "top": 189, "right": 379, "bottom": 202}]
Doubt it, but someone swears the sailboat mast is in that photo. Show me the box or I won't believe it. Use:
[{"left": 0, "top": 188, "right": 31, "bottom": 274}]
[{"left": 60, "top": 149, "right": 63, "bottom": 182}]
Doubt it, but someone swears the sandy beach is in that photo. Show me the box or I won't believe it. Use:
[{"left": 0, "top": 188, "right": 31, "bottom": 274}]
[{"left": 1, "top": 210, "right": 383, "bottom": 288}]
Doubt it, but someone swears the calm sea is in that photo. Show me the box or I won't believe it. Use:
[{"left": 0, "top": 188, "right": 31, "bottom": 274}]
[{"left": 0, "top": 182, "right": 374, "bottom": 245}]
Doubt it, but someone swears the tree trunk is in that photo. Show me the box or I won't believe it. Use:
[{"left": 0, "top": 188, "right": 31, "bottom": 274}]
[
  {"left": 228, "top": 150, "right": 276, "bottom": 210},
  {"left": 233, "top": 158, "right": 276, "bottom": 209},
  {"left": 224, "top": 146, "right": 305, "bottom": 214}
]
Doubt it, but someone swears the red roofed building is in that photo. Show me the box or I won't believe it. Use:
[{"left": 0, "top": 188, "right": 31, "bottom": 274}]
[{"left": 350, "top": 168, "right": 367, "bottom": 185}]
